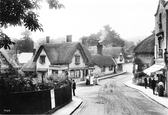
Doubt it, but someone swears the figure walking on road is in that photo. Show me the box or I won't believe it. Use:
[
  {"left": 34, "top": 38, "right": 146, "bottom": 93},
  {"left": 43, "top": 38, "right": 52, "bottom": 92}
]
[
  {"left": 72, "top": 80, "right": 76, "bottom": 96},
  {"left": 144, "top": 76, "right": 148, "bottom": 89},
  {"left": 151, "top": 77, "right": 156, "bottom": 94}
]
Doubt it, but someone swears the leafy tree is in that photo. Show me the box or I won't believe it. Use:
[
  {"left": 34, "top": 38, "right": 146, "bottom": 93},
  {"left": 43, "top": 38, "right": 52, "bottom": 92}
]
[
  {"left": 0, "top": 0, "right": 64, "bottom": 49},
  {"left": 16, "top": 29, "right": 34, "bottom": 52},
  {"left": 80, "top": 24, "right": 125, "bottom": 47}
]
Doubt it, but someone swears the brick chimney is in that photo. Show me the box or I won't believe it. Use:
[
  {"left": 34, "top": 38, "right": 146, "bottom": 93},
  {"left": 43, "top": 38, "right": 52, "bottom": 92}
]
[
  {"left": 97, "top": 43, "right": 103, "bottom": 55},
  {"left": 46, "top": 36, "right": 50, "bottom": 43},
  {"left": 66, "top": 35, "right": 72, "bottom": 42},
  {"left": 33, "top": 49, "right": 36, "bottom": 55}
]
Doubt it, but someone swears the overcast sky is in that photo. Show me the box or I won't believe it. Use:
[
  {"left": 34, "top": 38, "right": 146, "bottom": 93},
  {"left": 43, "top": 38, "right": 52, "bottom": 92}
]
[{"left": 3, "top": 0, "right": 158, "bottom": 42}]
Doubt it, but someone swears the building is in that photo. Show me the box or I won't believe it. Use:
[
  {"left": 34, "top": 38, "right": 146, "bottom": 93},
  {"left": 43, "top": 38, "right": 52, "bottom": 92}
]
[
  {"left": 133, "top": 34, "right": 155, "bottom": 68},
  {"left": 154, "top": 0, "right": 168, "bottom": 96},
  {"left": 103, "top": 47, "right": 125, "bottom": 71},
  {"left": 89, "top": 46, "right": 125, "bottom": 71},
  {"left": 90, "top": 43, "right": 117, "bottom": 76}
]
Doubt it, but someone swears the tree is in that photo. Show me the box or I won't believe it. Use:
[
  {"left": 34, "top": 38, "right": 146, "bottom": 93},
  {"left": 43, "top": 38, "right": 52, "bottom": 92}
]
[
  {"left": 80, "top": 24, "right": 125, "bottom": 47},
  {"left": 16, "top": 29, "right": 34, "bottom": 52},
  {"left": 102, "top": 24, "right": 125, "bottom": 47},
  {"left": 0, "top": 0, "right": 64, "bottom": 49}
]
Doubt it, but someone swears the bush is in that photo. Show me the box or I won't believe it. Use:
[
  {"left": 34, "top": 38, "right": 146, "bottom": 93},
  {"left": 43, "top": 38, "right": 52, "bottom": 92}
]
[{"left": 0, "top": 72, "right": 71, "bottom": 94}]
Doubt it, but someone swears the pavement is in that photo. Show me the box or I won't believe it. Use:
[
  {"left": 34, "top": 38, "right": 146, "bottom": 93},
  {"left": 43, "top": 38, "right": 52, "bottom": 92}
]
[
  {"left": 52, "top": 71, "right": 168, "bottom": 115},
  {"left": 125, "top": 80, "right": 168, "bottom": 109}
]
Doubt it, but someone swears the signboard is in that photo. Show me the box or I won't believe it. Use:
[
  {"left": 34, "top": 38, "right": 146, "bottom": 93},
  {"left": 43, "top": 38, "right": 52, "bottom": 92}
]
[{"left": 50, "top": 89, "right": 55, "bottom": 109}]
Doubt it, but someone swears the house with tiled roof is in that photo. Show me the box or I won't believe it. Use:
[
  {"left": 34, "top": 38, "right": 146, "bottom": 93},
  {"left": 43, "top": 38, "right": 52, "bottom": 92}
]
[{"left": 133, "top": 33, "right": 155, "bottom": 67}]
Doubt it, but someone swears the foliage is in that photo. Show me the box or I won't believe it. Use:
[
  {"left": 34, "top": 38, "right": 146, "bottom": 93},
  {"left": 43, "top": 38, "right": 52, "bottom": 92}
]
[
  {"left": 0, "top": 30, "right": 15, "bottom": 49},
  {"left": 0, "top": 0, "right": 64, "bottom": 49},
  {"left": 0, "top": 72, "right": 71, "bottom": 94},
  {"left": 80, "top": 24, "right": 125, "bottom": 47},
  {"left": 16, "top": 29, "right": 34, "bottom": 52}
]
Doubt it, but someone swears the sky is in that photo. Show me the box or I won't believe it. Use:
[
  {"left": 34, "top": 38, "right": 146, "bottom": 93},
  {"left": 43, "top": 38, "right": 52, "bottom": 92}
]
[{"left": 2, "top": 0, "right": 159, "bottom": 43}]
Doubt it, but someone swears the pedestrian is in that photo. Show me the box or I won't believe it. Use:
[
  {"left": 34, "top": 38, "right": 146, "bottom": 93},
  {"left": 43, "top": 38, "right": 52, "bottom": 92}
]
[
  {"left": 148, "top": 77, "right": 152, "bottom": 88},
  {"left": 144, "top": 76, "right": 147, "bottom": 89},
  {"left": 158, "top": 80, "right": 164, "bottom": 96},
  {"left": 86, "top": 75, "right": 90, "bottom": 85},
  {"left": 72, "top": 80, "right": 76, "bottom": 96},
  {"left": 151, "top": 77, "right": 156, "bottom": 95}
]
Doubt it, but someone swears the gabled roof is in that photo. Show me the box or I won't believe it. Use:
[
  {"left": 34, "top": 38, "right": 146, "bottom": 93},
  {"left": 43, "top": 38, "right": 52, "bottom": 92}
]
[
  {"left": 82, "top": 45, "right": 94, "bottom": 66},
  {"left": 133, "top": 34, "right": 155, "bottom": 54},
  {"left": 33, "top": 42, "right": 88, "bottom": 65},
  {"left": 155, "top": 0, "right": 168, "bottom": 16},
  {"left": 91, "top": 54, "right": 116, "bottom": 68}
]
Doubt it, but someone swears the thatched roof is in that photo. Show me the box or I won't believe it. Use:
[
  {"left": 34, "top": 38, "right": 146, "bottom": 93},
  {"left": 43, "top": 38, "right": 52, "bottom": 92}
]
[
  {"left": 133, "top": 34, "right": 155, "bottom": 54},
  {"left": 34, "top": 42, "right": 88, "bottom": 65},
  {"left": 88, "top": 46, "right": 125, "bottom": 58},
  {"left": 103, "top": 47, "right": 125, "bottom": 58},
  {"left": 91, "top": 54, "right": 116, "bottom": 67},
  {"left": 82, "top": 45, "right": 94, "bottom": 66}
]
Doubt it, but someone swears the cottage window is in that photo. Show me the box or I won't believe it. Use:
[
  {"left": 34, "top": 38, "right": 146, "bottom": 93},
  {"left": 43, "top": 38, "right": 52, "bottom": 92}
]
[
  {"left": 75, "top": 55, "right": 80, "bottom": 65},
  {"left": 40, "top": 55, "right": 46, "bottom": 64},
  {"left": 119, "top": 54, "right": 123, "bottom": 62},
  {"left": 102, "top": 66, "right": 106, "bottom": 72}
]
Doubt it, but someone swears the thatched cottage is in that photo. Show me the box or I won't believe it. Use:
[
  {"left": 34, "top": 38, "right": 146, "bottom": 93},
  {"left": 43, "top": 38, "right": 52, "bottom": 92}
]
[
  {"left": 133, "top": 33, "right": 155, "bottom": 68},
  {"left": 89, "top": 46, "right": 125, "bottom": 71}
]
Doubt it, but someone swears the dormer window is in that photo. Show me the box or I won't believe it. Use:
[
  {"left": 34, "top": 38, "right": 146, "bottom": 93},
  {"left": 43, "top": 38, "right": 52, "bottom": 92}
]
[
  {"left": 75, "top": 55, "right": 80, "bottom": 65},
  {"left": 119, "top": 54, "right": 123, "bottom": 62},
  {"left": 40, "top": 55, "right": 46, "bottom": 64}
]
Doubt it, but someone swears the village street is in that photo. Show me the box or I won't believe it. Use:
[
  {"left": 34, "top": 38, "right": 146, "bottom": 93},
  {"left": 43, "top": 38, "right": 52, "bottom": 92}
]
[{"left": 72, "top": 64, "right": 168, "bottom": 115}]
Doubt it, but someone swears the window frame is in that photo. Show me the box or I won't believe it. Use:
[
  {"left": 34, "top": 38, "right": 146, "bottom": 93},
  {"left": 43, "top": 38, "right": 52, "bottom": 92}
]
[
  {"left": 39, "top": 55, "right": 46, "bottom": 64},
  {"left": 75, "top": 55, "right": 80, "bottom": 65}
]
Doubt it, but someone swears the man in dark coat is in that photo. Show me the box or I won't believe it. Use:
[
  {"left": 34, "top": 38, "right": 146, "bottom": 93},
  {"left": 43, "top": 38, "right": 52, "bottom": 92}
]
[
  {"left": 151, "top": 78, "right": 156, "bottom": 94},
  {"left": 144, "top": 76, "right": 147, "bottom": 89},
  {"left": 72, "top": 80, "right": 76, "bottom": 96}
]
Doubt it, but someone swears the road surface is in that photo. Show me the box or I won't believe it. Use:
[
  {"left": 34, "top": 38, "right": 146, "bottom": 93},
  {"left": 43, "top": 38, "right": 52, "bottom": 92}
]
[{"left": 73, "top": 64, "right": 168, "bottom": 115}]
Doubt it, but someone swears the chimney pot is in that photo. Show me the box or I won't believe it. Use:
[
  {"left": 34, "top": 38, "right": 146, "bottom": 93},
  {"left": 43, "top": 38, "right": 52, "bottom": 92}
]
[
  {"left": 66, "top": 35, "right": 72, "bottom": 42},
  {"left": 33, "top": 49, "right": 36, "bottom": 55},
  {"left": 97, "top": 43, "right": 103, "bottom": 55},
  {"left": 46, "top": 36, "right": 50, "bottom": 43}
]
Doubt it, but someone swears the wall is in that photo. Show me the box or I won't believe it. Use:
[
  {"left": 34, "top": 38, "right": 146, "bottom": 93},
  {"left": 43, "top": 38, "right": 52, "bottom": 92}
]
[{"left": 155, "top": 1, "right": 166, "bottom": 60}]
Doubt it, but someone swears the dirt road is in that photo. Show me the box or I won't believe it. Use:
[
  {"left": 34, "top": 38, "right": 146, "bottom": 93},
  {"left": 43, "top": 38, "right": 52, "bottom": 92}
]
[{"left": 73, "top": 72, "right": 168, "bottom": 115}]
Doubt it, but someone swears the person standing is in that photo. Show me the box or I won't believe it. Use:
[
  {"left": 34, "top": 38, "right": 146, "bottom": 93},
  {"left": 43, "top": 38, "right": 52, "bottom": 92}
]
[
  {"left": 144, "top": 76, "right": 147, "bottom": 89},
  {"left": 151, "top": 77, "right": 156, "bottom": 95},
  {"left": 72, "top": 80, "right": 76, "bottom": 96}
]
